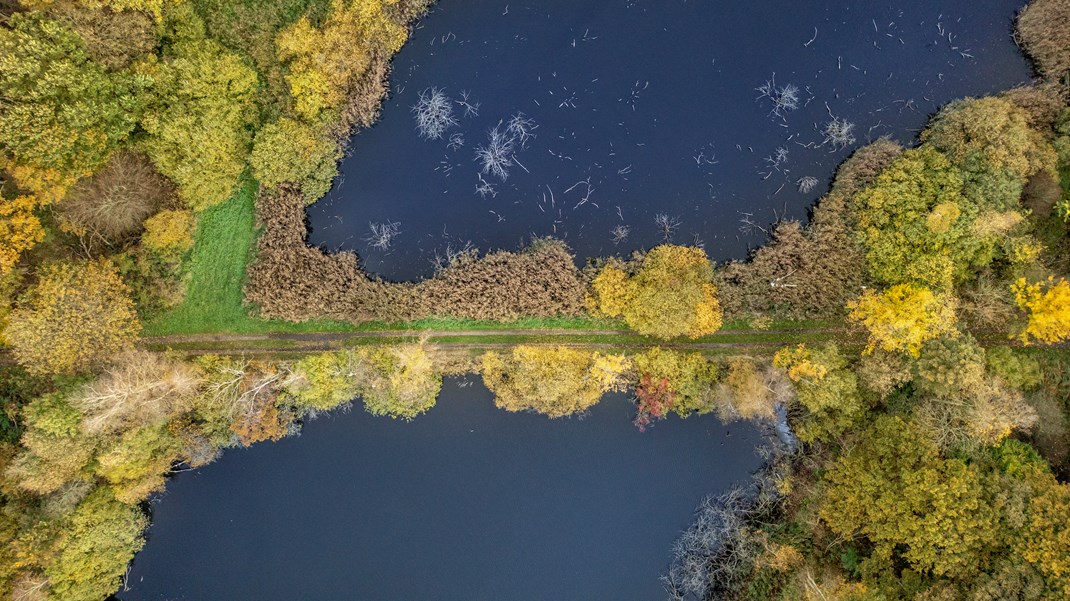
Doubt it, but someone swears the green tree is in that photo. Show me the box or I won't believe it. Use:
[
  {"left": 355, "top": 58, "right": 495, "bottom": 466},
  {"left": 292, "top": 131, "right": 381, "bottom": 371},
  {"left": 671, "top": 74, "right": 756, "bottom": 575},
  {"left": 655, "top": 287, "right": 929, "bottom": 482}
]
[
  {"left": 6, "top": 393, "right": 96, "bottom": 495},
  {"left": 140, "top": 6, "right": 259, "bottom": 210},
  {"left": 4, "top": 259, "right": 141, "bottom": 376},
  {"left": 820, "top": 416, "right": 1001, "bottom": 578},
  {"left": 775, "top": 344, "right": 865, "bottom": 442},
  {"left": 631, "top": 347, "right": 718, "bottom": 416},
  {"left": 0, "top": 12, "right": 146, "bottom": 199},
  {"left": 853, "top": 146, "right": 980, "bottom": 290},
  {"left": 250, "top": 117, "right": 341, "bottom": 202},
  {"left": 284, "top": 351, "right": 358, "bottom": 411},
  {"left": 44, "top": 487, "right": 146, "bottom": 601},
  {"left": 588, "top": 245, "right": 723, "bottom": 339}
]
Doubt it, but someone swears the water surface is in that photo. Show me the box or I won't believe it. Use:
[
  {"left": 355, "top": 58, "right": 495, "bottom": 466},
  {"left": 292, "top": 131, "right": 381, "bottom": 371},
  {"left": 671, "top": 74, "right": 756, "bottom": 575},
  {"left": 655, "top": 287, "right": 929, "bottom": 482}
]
[
  {"left": 308, "top": 0, "right": 1033, "bottom": 281},
  {"left": 119, "top": 380, "right": 765, "bottom": 601}
]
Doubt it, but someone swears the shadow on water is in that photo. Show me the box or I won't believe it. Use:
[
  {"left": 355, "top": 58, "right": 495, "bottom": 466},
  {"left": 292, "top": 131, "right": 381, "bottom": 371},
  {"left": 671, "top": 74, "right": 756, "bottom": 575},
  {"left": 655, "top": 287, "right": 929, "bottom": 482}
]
[
  {"left": 118, "top": 378, "right": 765, "bottom": 601},
  {"left": 307, "top": 0, "right": 1033, "bottom": 281}
]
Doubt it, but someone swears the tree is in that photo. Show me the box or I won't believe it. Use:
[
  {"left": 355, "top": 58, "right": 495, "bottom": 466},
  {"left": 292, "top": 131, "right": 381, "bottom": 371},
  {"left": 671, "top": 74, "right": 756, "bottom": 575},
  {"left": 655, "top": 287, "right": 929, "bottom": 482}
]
[
  {"left": 140, "top": 6, "right": 259, "bottom": 210},
  {"left": 913, "top": 336, "right": 986, "bottom": 398},
  {"left": 0, "top": 195, "right": 46, "bottom": 273},
  {"left": 95, "top": 423, "right": 182, "bottom": 503},
  {"left": 71, "top": 350, "right": 201, "bottom": 434},
  {"left": 774, "top": 344, "right": 864, "bottom": 442},
  {"left": 250, "top": 117, "right": 341, "bottom": 202},
  {"left": 141, "top": 209, "right": 195, "bottom": 257},
  {"left": 853, "top": 146, "right": 980, "bottom": 290},
  {"left": 58, "top": 151, "right": 176, "bottom": 242},
  {"left": 0, "top": 12, "right": 146, "bottom": 199},
  {"left": 6, "top": 393, "right": 97, "bottom": 495},
  {"left": 1017, "top": 477, "right": 1070, "bottom": 596},
  {"left": 283, "top": 351, "right": 358, "bottom": 411},
  {"left": 847, "top": 284, "right": 957, "bottom": 357},
  {"left": 481, "top": 346, "right": 629, "bottom": 418},
  {"left": 588, "top": 245, "right": 724, "bottom": 339},
  {"left": 276, "top": 0, "right": 407, "bottom": 120},
  {"left": 44, "top": 487, "right": 146, "bottom": 601},
  {"left": 631, "top": 347, "right": 718, "bottom": 413},
  {"left": 45, "top": 1, "right": 159, "bottom": 69},
  {"left": 4, "top": 259, "right": 141, "bottom": 376},
  {"left": 820, "top": 416, "right": 1001, "bottom": 578},
  {"left": 1011, "top": 276, "right": 1070, "bottom": 345},
  {"left": 921, "top": 97, "right": 1057, "bottom": 213},
  {"left": 356, "top": 344, "right": 441, "bottom": 420}
]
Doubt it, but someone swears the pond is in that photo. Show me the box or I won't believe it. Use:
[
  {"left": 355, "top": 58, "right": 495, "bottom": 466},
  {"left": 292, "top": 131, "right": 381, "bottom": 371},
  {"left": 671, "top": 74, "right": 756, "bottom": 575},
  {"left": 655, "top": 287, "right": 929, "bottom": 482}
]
[
  {"left": 118, "top": 379, "right": 765, "bottom": 601},
  {"left": 307, "top": 0, "right": 1033, "bottom": 281}
]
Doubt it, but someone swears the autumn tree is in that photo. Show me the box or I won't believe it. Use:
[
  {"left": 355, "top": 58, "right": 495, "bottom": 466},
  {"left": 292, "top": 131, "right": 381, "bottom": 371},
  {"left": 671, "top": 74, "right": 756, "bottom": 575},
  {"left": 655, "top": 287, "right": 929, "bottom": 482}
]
[
  {"left": 716, "top": 358, "right": 782, "bottom": 422},
  {"left": 820, "top": 416, "right": 1001, "bottom": 578},
  {"left": 0, "top": 195, "right": 45, "bottom": 273},
  {"left": 1011, "top": 276, "right": 1070, "bottom": 345},
  {"left": 774, "top": 344, "right": 865, "bottom": 442},
  {"left": 250, "top": 117, "right": 342, "bottom": 202},
  {"left": 0, "top": 12, "right": 146, "bottom": 199},
  {"left": 284, "top": 351, "right": 359, "bottom": 411},
  {"left": 1017, "top": 477, "right": 1070, "bottom": 596},
  {"left": 276, "top": 0, "right": 407, "bottom": 120},
  {"left": 140, "top": 5, "right": 259, "bottom": 210},
  {"left": 71, "top": 350, "right": 201, "bottom": 434},
  {"left": 847, "top": 284, "right": 957, "bottom": 357},
  {"left": 588, "top": 245, "right": 723, "bottom": 339},
  {"left": 141, "top": 209, "right": 195, "bottom": 257},
  {"left": 4, "top": 259, "right": 141, "bottom": 376},
  {"left": 631, "top": 347, "right": 718, "bottom": 416},
  {"left": 44, "top": 1, "right": 159, "bottom": 69},
  {"left": 922, "top": 97, "right": 1057, "bottom": 213},
  {"left": 355, "top": 344, "right": 441, "bottom": 420},
  {"left": 44, "top": 487, "right": 146, "bottom": 601},
  {"left": 481, "top": 346, "right": 629, "bottom": 418},
  {"left": 58, "top": 151, "right": 176, "bottom": 242}
]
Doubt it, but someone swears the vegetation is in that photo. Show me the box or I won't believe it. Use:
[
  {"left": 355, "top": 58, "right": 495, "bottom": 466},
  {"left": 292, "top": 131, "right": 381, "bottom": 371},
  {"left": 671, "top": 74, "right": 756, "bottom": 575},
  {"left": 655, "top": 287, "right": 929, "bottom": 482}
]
[
  {"left": 588, "top": 245, "right": 724, "bottom": 339},
  {"left": 0, "top": 0, "right": 1068, "bottom": 598}
]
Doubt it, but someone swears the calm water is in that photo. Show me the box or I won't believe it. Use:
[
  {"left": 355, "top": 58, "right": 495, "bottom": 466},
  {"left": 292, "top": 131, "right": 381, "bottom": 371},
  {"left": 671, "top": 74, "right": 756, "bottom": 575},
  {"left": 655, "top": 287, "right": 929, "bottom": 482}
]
[
  {"left": 307, "top": 0, "right": 1032, "bottom": 281},
  {"left": 119, "top": 380, "right": 764, "bottom": 601}
]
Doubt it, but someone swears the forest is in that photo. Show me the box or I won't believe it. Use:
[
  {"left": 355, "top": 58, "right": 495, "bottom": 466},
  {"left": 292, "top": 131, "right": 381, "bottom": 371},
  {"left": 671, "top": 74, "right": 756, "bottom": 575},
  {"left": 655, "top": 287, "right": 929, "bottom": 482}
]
[{"left": 1, "top": 0, "right": 1070, "bottom": 599}]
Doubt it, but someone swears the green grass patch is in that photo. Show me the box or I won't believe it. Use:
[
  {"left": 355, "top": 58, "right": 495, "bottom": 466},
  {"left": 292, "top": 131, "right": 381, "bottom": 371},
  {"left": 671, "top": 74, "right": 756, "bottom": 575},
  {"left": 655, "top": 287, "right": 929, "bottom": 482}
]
[{"left": 144, "top": 177, "right": 357, "bottom": 337}]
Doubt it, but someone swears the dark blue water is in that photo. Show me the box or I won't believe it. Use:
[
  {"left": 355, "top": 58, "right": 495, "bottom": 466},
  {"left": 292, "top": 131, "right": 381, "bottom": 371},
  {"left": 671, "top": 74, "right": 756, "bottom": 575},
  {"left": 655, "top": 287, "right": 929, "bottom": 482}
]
[
  {"left": 307, "top": 0, "right": 1033, "bottom": 281},
  {"left": 119, "top": 380, "right": 764, "bottom": 601}
]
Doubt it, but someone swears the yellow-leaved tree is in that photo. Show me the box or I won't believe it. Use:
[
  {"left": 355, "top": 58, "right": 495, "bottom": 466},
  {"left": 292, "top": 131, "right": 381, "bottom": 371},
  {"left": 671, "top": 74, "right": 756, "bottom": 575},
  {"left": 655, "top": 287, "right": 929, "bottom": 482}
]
[
  {"left": 4, "top": 259, "right": 141, "bottom": 375},
  {"left": 1011, "top": 276, "right": 1070, "bottom": 345},
  {"left": 0, "top": 195, "right": 45, "bottom": 273},
  {"left": 588, "top": 245, "right": 723, "bottom": 339},
  {"left": 847, "top": 284, "right": 957, "bottom": 357},
  {"left": 277, "top": 0, "right": 407, "bottom": 120},
  {"left": 481, "top": 346, "right": 630, "bottom": 418}
]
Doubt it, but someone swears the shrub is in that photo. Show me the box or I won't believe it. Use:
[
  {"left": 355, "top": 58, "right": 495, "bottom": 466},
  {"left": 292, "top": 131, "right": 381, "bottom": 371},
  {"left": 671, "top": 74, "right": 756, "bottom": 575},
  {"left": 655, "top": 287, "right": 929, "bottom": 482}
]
[
  {"left": 481, "top": 346, "right": 629, "bottom": 418},
  {"left": 250, "top": 118, "right": 341, "bottom": 202},
  {"left": 1017, "top": 0, "right": 1070, "bottom": 79},
  {"left": 589, "top": 245, "right": 723, "bottom": 339},
  {"left": 141, "top": 209, "right": 195, "bottom": 257},
  {"left": 4, "top": 259, "right": 141, "bottom": 376},
  {"left": 59, "top": 151, "right": 175, "bottom": 242}
]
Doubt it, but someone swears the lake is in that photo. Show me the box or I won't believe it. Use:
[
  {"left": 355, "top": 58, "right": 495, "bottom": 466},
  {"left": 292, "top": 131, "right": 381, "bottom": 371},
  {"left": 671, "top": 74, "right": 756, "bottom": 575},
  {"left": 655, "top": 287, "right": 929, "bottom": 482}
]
[
  {"left": 118, "top": 379, "right": 765, "bottom": 601},
  {"left": 307, "top": 0, "right": 1033, "bottom": 281}
]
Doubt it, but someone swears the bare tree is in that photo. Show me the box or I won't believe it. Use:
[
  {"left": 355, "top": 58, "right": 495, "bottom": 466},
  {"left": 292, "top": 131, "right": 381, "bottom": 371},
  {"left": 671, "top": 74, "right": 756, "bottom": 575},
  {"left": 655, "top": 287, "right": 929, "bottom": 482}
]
[
  {"left": 412, "top": 87, "right": 458, "bottom": 140},
  {"left": 447, "top": 132, "right": 465, "bottom": 151},
  {"left": 611, "top": 224, "right": 630, "bottom": 245},
  {"left": 455, "top": 90, "right": 480, "bottom": 118},
  {"left": 756, "top": 74, "right": 801, "bottom": 118},
  {"left": 822, "top": 116, "right": 857, "bottom": 150},
  {"left": 796, "top": 176, "right": 818, "bottom": 193},
  {"left": 505, "top": 112, "right": 538, "bottom": 149},
  {"left": 654, "top": 213, "right": 681, "bottom": 242},
  {"left": 366, "top": 221, "right": 401, "bottom": 251},
  {"left": 475, "top": 173, "right": 497, "bottom": 198},
  {"left": 475, "top": 124, "right": 515, "bottom": 181}
]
